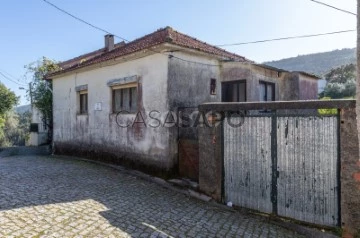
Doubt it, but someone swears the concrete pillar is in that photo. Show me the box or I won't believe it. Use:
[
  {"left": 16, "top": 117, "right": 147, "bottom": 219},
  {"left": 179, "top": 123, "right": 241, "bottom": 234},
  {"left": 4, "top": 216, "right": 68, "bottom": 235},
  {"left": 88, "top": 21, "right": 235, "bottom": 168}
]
[
  {"left": 198, "top": 122, "right": 223, "bottom": 202},
  {"left": 340, "top": 107, "right": 360, "bottom": 237}
]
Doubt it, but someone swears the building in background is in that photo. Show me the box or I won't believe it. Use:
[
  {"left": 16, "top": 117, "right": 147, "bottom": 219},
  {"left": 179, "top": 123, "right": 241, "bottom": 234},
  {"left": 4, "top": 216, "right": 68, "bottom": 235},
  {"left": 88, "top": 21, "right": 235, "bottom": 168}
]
[{"left": 28, "top": 106, "right": 48, "bottom": 146}]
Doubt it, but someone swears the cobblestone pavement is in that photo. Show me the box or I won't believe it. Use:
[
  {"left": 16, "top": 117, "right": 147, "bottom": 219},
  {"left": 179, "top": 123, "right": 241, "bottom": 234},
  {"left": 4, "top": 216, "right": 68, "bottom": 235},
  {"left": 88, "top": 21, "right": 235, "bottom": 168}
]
[{"left": 0, "top": 155, "right": 303, "bottom": 237}]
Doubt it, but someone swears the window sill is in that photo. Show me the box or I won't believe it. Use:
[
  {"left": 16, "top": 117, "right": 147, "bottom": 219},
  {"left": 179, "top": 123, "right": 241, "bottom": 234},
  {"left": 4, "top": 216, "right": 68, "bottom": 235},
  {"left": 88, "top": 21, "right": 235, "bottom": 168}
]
[{"left": 77, "top": 113, "right": 89, "bottom": 116}]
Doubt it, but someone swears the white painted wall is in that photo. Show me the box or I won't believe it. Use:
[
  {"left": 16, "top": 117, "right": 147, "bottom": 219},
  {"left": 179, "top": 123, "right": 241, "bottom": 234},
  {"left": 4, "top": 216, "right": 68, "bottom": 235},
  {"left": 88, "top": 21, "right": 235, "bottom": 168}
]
[
  {"left": 28, "top": 106, "right": 48, "bottom": 146},
  {"left": 52, "top": 53, "right": 171, "bottom": 168}
]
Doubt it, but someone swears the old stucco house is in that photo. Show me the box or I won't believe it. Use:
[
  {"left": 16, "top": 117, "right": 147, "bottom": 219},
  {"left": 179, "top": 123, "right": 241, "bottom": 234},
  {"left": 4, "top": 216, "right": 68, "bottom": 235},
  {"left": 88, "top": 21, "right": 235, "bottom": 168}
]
[{"left": 47, "top": 27, "right": 320, "bottom": 178}]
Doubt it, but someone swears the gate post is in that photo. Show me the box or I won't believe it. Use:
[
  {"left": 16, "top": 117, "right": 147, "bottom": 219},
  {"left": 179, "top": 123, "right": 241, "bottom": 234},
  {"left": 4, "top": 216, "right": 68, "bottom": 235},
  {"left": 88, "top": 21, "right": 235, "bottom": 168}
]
[
  {"left": 340, "top": 107, "right": 360, "bottom": 236},
  {"left": 198, "top": 120, "right": 223, "bottom": 202}
]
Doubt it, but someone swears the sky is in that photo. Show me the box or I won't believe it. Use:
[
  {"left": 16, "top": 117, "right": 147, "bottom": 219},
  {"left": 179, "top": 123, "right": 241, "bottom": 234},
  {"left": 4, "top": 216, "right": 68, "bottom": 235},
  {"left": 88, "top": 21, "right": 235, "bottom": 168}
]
[{"left": 0, "top": 0, "right": 356, "bottom": 105}]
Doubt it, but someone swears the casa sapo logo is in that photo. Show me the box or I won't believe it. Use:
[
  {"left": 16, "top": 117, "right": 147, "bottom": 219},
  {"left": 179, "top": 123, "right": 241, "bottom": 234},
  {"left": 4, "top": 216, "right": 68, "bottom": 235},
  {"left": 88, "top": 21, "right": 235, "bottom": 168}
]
[{"left": 115, "top": 110, "right": 245, "bottom": 128}]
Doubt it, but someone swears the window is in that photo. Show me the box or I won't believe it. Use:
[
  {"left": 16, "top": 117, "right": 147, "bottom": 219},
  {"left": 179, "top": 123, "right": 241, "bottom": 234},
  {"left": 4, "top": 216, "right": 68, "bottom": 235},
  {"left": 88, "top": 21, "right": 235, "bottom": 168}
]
[
  {"left": 222, "top": 80, "right": 246, "bottom": 102},
  {"left": 29, "top": 123, "right": 39, "bottom": 133},
  {"left": 112, "top": 84, "right": 138, "bottom": 113},
  {"left": 210, "top": 78, "right": 216, "bottom": 95},
  {"left": 259, "top": 81, "right": 275, "bottom": 101},
  {"left": 79, "top": 91, "right": 88, "bottom": 114}
]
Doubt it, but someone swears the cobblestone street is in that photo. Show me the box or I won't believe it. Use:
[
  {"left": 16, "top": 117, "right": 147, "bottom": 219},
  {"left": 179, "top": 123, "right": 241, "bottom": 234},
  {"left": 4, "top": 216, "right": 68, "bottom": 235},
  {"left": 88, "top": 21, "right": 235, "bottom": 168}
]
[{"left": 0, "top": 155, "right": 303, "bottom": 237}]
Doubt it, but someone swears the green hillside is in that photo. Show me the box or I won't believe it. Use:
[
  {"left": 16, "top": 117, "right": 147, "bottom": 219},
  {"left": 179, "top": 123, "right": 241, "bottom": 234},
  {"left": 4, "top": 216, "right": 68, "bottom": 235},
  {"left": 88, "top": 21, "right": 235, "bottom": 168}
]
[{"left": 264, "top": 48, "right": 356, "bottom": 76}]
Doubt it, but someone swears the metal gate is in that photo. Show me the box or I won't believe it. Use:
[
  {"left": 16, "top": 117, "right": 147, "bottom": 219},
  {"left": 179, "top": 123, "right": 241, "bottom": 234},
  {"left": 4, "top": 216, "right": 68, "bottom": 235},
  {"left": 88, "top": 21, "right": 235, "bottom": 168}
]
[{"left": 224, "top": 113, "right": 340, "bottom": 227}]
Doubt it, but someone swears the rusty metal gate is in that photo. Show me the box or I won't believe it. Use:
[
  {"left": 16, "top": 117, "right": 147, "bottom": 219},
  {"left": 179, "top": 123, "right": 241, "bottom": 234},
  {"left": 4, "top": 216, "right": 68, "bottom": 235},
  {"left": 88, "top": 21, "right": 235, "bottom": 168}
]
[{"left": 223, "top": 113, "right": 340, "bottom": 227}]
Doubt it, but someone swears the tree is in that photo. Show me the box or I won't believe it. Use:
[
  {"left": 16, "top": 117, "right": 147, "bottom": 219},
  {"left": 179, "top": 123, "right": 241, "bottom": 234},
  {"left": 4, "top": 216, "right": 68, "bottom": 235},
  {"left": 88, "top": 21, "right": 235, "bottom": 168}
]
[
  {"left": 320, "top": 63, "right": 356, "bottom": 99},
  {"left": 0, "top": 111, "right": 20, "bottom": 147},
  {"left": 325, "top": 63, "right": 356, "bottom": 83},
  {"left": 0, "top": 83, "right": 18, "bottom": 116},
  {"left": 0, "top": 83, "right": 19, "bottom": 147},
  {"left": 25, "top": 57, "right": 60, "bottom": 142}
]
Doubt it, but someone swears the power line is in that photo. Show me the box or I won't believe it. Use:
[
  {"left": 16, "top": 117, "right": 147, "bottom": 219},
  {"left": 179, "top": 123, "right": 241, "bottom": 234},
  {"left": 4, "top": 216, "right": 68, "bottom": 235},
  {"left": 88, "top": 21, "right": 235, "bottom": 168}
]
[
  {"left": 309, "top": 0, "right": 356, "bottom": 16},
  {"left": 41, "top": 0, "right": 227, "bottom": 66},
  {"left": 42, "top": 0, "right": 129, "bottom": 42},
  {"left": 0, "top": 68, "right": 26, "bottom": 84},
  {"left": 216, "top": 30, "right": 356, "bottom": 47},
  {"left": 0, "top": 71, "right": 27, "bottom": 86},
  {"left": 169, "top": 55, "right": 222, "bottom": 67},
  {"left": 41, "top": 0, "right": 355, "bottom": 66}
]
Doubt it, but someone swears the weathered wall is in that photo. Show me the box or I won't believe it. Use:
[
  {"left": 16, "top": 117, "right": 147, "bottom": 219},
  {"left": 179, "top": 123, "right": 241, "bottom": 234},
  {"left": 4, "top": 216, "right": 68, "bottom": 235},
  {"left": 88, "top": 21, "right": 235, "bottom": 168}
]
[
  {"left": 278, "top": 72, "right": 318, "bottom": 101},
  {"left": 340, "top": 107, "right": 360, "bottom": 236},
  {"left": 52, "top": 53, "right": 175, "bottom": 174},
  {"left": 298, "top": 74, "right": 318, "bottom": 100},
  {"left": 168, "top": 52, "right": 221, "bottom": 108},
  {"left": 221, "top": 63, "right": 281, "bottom": 102},
  {"left": 167, "top": 53, "right": 221, "bottom": 179},
  {"left": 278, "top": 73, "right": 299, "bottom": 101}
]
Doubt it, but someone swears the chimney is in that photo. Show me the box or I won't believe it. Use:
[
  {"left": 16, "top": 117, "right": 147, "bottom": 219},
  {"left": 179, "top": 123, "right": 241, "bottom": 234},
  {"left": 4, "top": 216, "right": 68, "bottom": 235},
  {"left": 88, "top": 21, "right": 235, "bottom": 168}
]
[{"left": 105, "top": 34, "right": 114, "bottom": 51}]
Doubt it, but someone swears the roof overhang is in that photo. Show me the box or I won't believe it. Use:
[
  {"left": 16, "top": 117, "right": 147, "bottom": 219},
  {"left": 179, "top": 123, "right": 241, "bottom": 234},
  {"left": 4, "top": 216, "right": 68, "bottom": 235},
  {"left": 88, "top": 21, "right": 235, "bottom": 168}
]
[
  {"left": 47, "top": 43, "right": 168, "bottom": 79},
  {"left": 47, "top": 43, "right": 251, "bottom": 80}
]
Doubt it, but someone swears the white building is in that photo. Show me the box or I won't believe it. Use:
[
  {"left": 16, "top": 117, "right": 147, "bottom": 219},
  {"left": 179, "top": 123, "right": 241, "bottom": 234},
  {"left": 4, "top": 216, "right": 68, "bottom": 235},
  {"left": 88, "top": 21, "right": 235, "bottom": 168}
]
[
  {"left": 28, "top": 106, "right": 49, "bottom": 146},
  {"left": 47, "top": 27, "right": 319, "bottom": 177}
]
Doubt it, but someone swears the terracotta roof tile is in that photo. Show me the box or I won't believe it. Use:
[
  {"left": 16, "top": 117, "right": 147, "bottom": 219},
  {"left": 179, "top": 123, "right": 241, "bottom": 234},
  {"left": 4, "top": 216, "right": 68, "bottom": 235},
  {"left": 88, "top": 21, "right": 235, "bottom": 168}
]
[
  {"left": 48, "top": 27, "right": 249, "bottom": 77},
  {"left": 58, "top": 41, "right": 126, "bottom": 70}
]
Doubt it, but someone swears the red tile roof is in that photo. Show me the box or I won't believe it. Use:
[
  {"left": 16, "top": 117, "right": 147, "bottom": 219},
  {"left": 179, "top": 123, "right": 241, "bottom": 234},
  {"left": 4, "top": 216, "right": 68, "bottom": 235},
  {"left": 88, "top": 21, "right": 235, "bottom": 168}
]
[
  {"left": 48, "top": 27, "right": 249, "bottom": 78},
  {"left": 57, "top": 41, "right": 126, "bottom": 70}
]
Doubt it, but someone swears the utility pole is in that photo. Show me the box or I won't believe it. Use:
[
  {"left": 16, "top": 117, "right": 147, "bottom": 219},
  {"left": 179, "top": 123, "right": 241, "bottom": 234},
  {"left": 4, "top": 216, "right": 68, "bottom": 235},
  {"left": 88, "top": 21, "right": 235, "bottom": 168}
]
[
  {"left": 357, "top": 0, "right": 360, "bottom": 155},
  {"left": 29, "top": 82, "right": 33, "bottom": 105}
]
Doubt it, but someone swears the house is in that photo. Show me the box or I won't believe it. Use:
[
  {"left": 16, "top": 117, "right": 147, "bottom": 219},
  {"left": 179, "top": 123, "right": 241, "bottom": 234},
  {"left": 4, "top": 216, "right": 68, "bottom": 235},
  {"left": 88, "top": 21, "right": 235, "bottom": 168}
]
[
  {"left": 28, "top": 106, "right": 49, "bottom": 146},
  {"left": 46, "top": 27, "right": 320, "bottom": 178}
]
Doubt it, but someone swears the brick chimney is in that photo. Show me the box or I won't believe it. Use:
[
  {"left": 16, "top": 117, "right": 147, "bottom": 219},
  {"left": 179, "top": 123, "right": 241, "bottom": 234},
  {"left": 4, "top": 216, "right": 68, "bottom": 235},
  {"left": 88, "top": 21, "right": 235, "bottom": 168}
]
[{"left": 105, "top": 34, "right": 114, "bottom": 51}]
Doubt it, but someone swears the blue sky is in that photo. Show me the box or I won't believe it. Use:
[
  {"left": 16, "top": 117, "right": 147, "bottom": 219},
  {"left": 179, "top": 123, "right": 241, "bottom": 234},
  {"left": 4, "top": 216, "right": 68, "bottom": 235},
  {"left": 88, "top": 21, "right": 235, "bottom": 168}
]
[{"left": 0, "top": 0, "right": 356, "bottom": 105}]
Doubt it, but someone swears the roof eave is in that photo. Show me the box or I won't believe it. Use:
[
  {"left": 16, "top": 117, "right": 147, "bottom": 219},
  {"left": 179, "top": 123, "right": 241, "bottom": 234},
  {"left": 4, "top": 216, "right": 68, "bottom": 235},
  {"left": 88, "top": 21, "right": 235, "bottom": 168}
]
[{"left": 46, "top": 44, "right": 169, "bottom": 79}]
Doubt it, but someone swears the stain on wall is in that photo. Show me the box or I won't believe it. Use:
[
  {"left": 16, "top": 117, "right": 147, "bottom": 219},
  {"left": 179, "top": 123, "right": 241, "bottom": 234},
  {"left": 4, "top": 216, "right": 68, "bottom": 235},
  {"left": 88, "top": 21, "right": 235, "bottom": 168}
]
[
  {"left": 52, "top": 53, "right": 176, "bottom": 174},
  {"left": 167, "top": 52, "right": 221, "bottom": 179},
  {"left": 298, "top": 75, "right": 318, "bottom": 100},
  {"left": 221, "top": 63, "right": 281, "bottom": 102}
]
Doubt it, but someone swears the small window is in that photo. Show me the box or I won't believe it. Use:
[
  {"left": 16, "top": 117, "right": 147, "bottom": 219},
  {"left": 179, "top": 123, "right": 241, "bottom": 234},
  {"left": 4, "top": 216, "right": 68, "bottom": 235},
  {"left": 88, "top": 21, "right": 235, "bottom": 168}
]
[
  {"left": 210, "top": 78, "right": 216, "bottom": 95},
  {"left": 222, "top": 80, "right": 246, "bottom": 102},
  {"left": 29, "top": 123, "right": 39, "bottom": 133},
  {"left": 112, "top": 84, "right": 138, "bottom": 113},
  {"left": 259, "top": 81, "right": 275, "bottom": 101},
  {"left": 79, "top": 91, "right": 88, "bottom": 114}
]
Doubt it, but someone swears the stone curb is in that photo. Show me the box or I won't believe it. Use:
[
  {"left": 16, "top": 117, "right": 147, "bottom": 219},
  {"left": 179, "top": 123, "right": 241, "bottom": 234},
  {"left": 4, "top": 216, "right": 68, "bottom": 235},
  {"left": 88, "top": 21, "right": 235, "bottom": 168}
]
[
  {"left": 269, "top": 219, "right": 340, "bottom": 238},
  {"left": 50, "top": 155, "right": 339, "bottom": 238}
]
